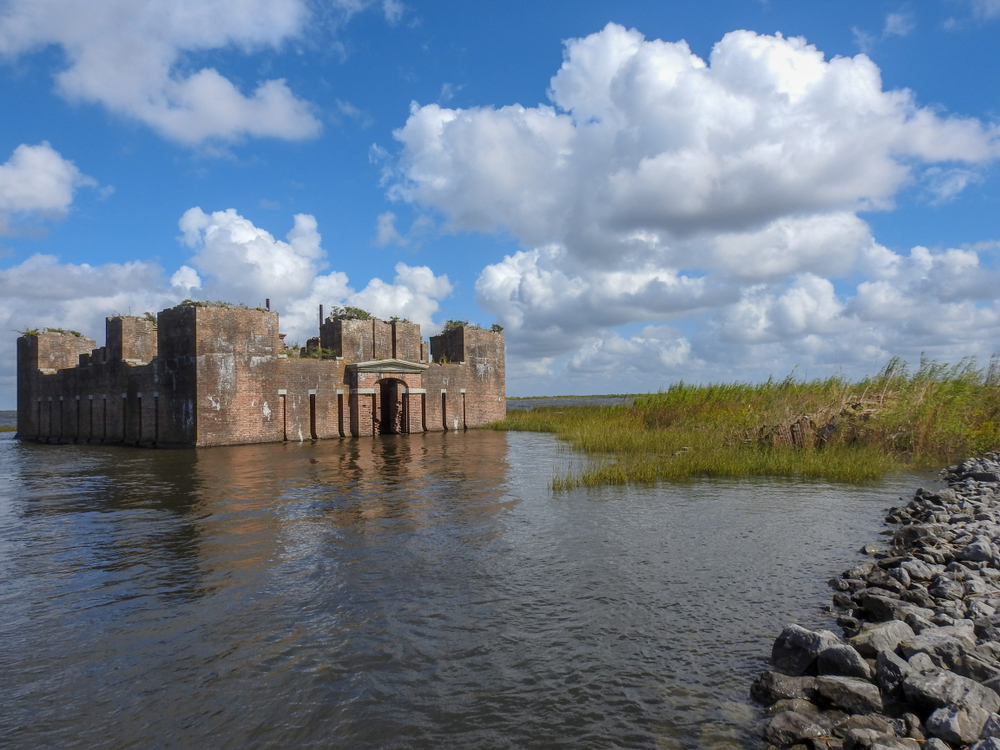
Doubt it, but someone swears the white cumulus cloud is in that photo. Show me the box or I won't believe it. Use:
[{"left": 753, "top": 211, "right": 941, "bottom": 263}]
[
  {"left": 178, "top": 207, "right": 452, "bottom": 341},
  {"left": 0, "top": 0, "right": 321, "bottom": 144},
  {"left": 0, "top": 142, "right": 97, "bottom": 231}
]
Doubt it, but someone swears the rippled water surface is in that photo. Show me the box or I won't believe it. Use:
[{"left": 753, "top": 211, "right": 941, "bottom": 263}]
[{"left": 0, "top": 430, "right": 926, "bottom": 749}]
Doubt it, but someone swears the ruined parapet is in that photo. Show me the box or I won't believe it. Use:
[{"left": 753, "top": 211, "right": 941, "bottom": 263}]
[
  {"left": 425, "top": 326, "right": 506, "bottom": 429},
  {"left": 16, "top": 330, "right": 97, "bottom": 437},
  {"left": 391, "top": 321, "right": 422, "bottom": 362},
  {"left": 321, "top": 318, "right": 369, "bottom": 362},
  {"left": 107, "top": 316, "right": 157, "bottom": 364},
  {"left": 20, "top": 329, "right": 96, "bottom": 373},
  {"left": 430, "top": 326, "right": 505, "bottom": 381},
  {"left": 321, "top": 317, "right": 403, "bottom": 363}
]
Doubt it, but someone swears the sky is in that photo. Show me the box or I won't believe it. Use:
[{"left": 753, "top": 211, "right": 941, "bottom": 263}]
[{"left": 1, "top": 0, "right": 999, "bottom": 407}]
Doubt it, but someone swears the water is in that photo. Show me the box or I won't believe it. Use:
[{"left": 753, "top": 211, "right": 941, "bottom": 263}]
[
  {"left": 506, "top": 397, "right": 634, "bottom": 410},
  {"left": 0, "top": 429, "right": 927, "bottom": 749}
]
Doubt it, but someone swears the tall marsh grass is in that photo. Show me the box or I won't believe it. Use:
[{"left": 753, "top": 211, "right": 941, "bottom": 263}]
[{"left": 491, "top": 357, "right": 1000, "bottom": 487}]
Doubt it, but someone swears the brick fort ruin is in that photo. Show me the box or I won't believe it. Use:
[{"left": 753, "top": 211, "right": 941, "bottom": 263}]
[{"left": 16, "top": 303, "right": 505, "bottom": 447}]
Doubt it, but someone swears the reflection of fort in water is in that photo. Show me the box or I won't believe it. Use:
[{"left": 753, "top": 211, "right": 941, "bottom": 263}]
[
  {"left": 48, "top": 432, "right": 518, "bottom": 598},
  {"left": 16, "top": 303, "right": 505, "bottom": 447}
]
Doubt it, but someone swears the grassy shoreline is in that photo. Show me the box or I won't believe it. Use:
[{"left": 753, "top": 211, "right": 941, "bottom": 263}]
[{"left": 492, "top": 358, "right": 1000, "bottom": 487}]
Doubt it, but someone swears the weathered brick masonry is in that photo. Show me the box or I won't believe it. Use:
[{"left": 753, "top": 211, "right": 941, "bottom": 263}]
[{"left": 16, "top": 303, "right": 505, "bottom": 447}]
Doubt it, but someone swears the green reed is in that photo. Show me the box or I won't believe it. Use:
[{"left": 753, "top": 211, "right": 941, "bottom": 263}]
[{"left": 492, "top": 356, "right": 1000, "bottom": 487}]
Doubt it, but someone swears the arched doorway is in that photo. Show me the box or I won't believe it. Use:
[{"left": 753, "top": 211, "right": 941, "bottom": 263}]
[{"left": 378, "top": 378, "right": 407, "bottom": 434}]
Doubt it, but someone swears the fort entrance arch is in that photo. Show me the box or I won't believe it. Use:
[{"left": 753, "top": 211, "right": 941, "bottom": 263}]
[
  {"left": 347, "top": 359, "right": 429, "bottom": 437},
  {"left": 378, "top": 378, "right": 407, "bottom": 434}
]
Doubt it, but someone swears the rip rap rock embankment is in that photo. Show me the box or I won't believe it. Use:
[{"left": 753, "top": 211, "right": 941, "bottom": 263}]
[{"left": 753, "top": 456, "right": 1000, "bottom": 750}]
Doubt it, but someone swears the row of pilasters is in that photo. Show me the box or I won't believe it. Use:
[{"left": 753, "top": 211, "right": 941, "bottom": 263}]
[{"left": 25, "top": 391, "right": 162, "bottom": 445}]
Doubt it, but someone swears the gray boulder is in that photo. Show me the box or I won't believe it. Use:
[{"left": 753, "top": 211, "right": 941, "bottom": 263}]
[
  {"left": 858, "top": 593, "right": 934, "bottom": 622},
  {"left": 901, "top": 559, "right": 939, "bottom": 581},
  {"left": 929, "top": 579, "right": 966, "bottom": 601},
  {"left": 819, "top": 643, "right": 874, "bottom": 680},
  {"left": 903, "top": 669, "right": 1000, "bottom": 713},
  {"left": 970, "top": 739, "right": 1000, "bottom": 750},
  {"left": 875, "top": 649, "right": 911, "bottom": 692},
  {"left": 816, "top": 675, "right": 884, "bottom": 714},
  {"left": 765, "top": 710, "right": 826, "bottom": 745},
  {"left": 773, "top": 624, "right": 842, "bottom": 675},
  {"left": 833, "top": 713, "right": 896, "bottom": 737},
  {"left": 750, "top": 670, "right": 818, "bottom": 704},
  {"left": 981, "top": 712, "right": 1000, "bottom": 738},
  {"left": 900, "top": 626, "right": 976, "bottom": 669},
  {"left": 851, "top": 621, "right": 915, "bottom": 658},
  {"left": 926, "top": 705, "right": 991, "bottom": 745}
]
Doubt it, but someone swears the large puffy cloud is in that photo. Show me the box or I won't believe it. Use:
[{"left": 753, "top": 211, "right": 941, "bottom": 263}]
[
  {"left": 0, "top": 142, "right": 96, "bottom": 231},
  {"left": 0, "top": 0, "right": 320, "bottom": 144},
  {"left": 393, "top": 24, "right": 998, "bottom": 249},
  {"left": 176, "top": 207, "right": 452, "bottom": 342},
  {"left": 388, "top": 24, "right": 1000, "bottom": 392}
]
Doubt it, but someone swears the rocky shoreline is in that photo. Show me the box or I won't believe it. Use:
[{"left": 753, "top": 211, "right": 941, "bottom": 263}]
[{"left": 753, "top": 455, "right": 1000, "bottom": 749}]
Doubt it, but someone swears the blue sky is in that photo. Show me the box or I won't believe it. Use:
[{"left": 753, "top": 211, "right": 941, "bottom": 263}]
[{"left": 1, "top": 0, "right": 999, "bottom": 407}]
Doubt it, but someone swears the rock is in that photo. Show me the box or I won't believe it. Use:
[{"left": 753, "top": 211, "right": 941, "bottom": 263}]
[
  {"left": 900, "top": 626, "right": 976, "bottom": 669},
  {"left": 765, "top": 710, "right": 827, "bottom": 745},
  {"left": 838, "top": 614, "right": 862, "bottom": 633},
  {"left": 851, "top": 621, "right": 915, "bottom": 658},
  {"left": 875, "top": 649, "right": 911, "bottom": 692},
  {"left": 926, "top": 705, "right": 991, "bottom": 745},
  {"left": 900, "top": 559, "right": 939, "bottom": 581},
  {"left": 861, "top": 542, "right": 880, "bottom": 555},
  {"left": 955, "top": 652, "right": 1000, "bottom": 683},
  {"left": 909, "top": 652, "right": 937, "bottom": 672},
  {"left": 922, "top": 740, "right": 951, "bottom": 750},
  {"left": 834, "top": 592, "right": 858, "bottom": 608},
  {"left": 816, "top": 675, "right": 884, "bottom": 714},
  {"left": 833, "top": 714, "right": 896, "bottom": 737},
  {"left": 845, "top": 562, "right": 877, "bottom": 579},
  {"left": 858, "top": 593, "right": 934, "bottom": 623},
  {"left": 970, "top": 739, "right": 1000, "bottom": 750},
  {"left": 773, "top": 624, "right": 843, "bottom": 676},
  {"left": 894, "top": 524, "right": 949, "bottom": 547},
  {"left": 900, "top": 712, "right": 924, "bottom": 740},
  {"left": 768, "top": 697, "right": 822, "bottom": 716},
  {"left": 929, "top": 579, "right": 966, "bottom": 600},
  {"left": 903, "top": 669, "right": 1000, "bottom": 713},
  {"left": 981, "top": 712, "right": 1000, "bottom": 738},
  {"left": 843, "top": 731, "right": 919, "bottom": 749},
  {"left": 819, "top": 644, "right": 874, "bottom": 680},
  {"left": 901, "top": 586, "right": 937, "bottom": 609},
  {"left": 751, "top": 671, "right": 818, "bottom": 704},
  {"left": 905, "top": 613, "right": 936, "bottom": 633},
  {"left": 970, "top": 600, "right": 998, "bottom": 620}
]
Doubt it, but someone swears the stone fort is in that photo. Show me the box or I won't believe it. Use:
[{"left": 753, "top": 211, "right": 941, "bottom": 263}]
[{"left": 16, "top": 303, "right": 505, "bottom": 447}]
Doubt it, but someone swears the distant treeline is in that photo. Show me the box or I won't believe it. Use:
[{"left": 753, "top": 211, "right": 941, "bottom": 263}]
[{"left": 491, "top": 357, "right": 1000, "bottom": 487}]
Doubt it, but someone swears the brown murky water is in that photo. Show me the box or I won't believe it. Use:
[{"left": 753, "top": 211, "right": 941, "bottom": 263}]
[{"left": 0, "top": 428, "right": 925, "bottom": 748}]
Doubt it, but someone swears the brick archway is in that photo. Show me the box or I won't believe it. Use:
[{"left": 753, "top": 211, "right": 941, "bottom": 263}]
[{"left": 378, "top": 378, "right": 407, "bottom": 434}]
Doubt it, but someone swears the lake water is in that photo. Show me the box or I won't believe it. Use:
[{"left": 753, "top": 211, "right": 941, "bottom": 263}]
[{"left": 0, "top": 428, "right": 928, "bottom": 749}]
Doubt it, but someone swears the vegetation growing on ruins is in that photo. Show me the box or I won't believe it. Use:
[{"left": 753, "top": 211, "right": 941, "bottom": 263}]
[
  {"left": 493, "top": 357, "right": 1000, "bottom": 487},
  {"left": 327, "top": 306, "right": 372, "bottom": 321},
  {"left": 443, "top": 319, "right": 468, "bottom": 331},
  {"left": 178, "top": 300, "right": 268, "bottom": 311}
]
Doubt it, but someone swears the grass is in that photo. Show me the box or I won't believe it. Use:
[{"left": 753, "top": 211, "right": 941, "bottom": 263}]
[{"left": 490, "top": 357, "right": 1000, "bottom": 488}]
